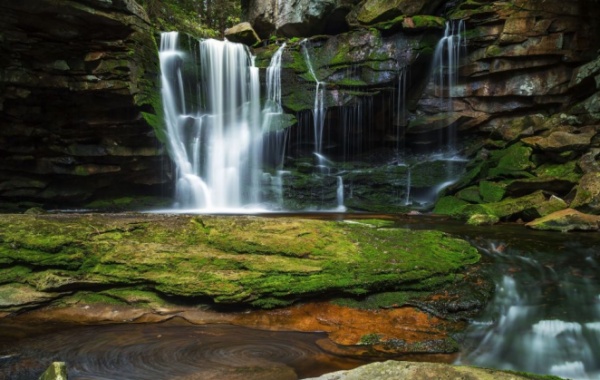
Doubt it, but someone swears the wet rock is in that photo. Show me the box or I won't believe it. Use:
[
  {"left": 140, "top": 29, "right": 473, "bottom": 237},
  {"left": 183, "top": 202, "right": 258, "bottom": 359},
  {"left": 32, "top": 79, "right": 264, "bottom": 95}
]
[
  {"left": 346, "top": 0, "right": 443, "bottom": 27},
  {"left": 242, "top": 0, "right": 348, "bottom": 38},
  {"left": 571, "top": 172, "right": 600, "bottom": 213},
  {"left": 526, "top": 208, "right": 600, "bottom": 232},
  {"left": 224, "top": 22, "right": 261, "bottom": 46},
  {"left": 0, "top": 284, "right": 62, "bottom": 312},
  {"left": 0, "top": 214, "right": 480, "bottom": 312},
  {"left": 467, "top": 214, "right": 499, "bottom": 226},
  {"left": 39, "top": 362, "right": 67, "bottom": 380},
  {"left": 522, "top": 127, "right": 597, "bottom": 152},
  {"left": 0, "top": 0, "right": 170, "bottom": 209},
  {"left": 304, "top": 360, "right": 545, "bottom": 380},
  {"left": 578, "top": 149, "right": 600, "bottom": 174}
]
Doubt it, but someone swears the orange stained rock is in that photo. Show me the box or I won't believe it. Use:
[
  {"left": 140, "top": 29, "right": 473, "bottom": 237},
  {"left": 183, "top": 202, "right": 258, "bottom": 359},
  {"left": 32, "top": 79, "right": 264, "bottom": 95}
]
[{"left": 230, "top": 301, "right": 462, "bottom": 347}]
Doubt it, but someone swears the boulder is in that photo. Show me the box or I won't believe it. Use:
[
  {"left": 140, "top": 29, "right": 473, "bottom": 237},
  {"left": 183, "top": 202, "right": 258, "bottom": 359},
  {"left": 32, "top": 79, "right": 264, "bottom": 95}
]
[
  {"left": 304, "top": 360, "right": 547, "bottom": 380},
  {"left": 224, "top": 22, "right": 261, "bottom": 46},
  {"left": 522, "top": 128, "right": 597, "bottom": 152},
  {"left": 39, "top": 362, "right": 67, "bottom": 380},
  {"left": 346, "top": 0, "right": 443, "bottom": 27},
  {"left": 526, "top": 208, "right": 600, "bottom": 232},
  {"left": 242, "top": 0, "right": 352, "bottom": 38},
  {"left": 571, "top": 172, "right": 600, "bottom": 213}
]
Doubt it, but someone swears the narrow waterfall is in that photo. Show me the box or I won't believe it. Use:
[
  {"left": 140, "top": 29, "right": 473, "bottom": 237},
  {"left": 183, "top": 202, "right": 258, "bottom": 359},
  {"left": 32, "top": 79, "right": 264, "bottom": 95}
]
[
  {"left": 336, "top": 176, "right": 345, "bottom": 211},
  {"left": 159, "top": 32, "right": 262, "bottom": 211},
  {"left": 262, "top": 43, "right": 288, "bottom": 169},
  {"left": 432, "top": 20, "right": 465, "bottom": 154},
  {"left": 395, "top": 66, "right": 408, "bottom": 152},
  {"left": 301, "top": 40, "right": 326, "bottom": 154}
]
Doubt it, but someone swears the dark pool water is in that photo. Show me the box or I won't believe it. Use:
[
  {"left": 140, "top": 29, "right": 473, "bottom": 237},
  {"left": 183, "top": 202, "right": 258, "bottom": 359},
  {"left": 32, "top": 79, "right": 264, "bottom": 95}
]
[{"left": 0, "top": 321, "right": 374, "bottom": 380}]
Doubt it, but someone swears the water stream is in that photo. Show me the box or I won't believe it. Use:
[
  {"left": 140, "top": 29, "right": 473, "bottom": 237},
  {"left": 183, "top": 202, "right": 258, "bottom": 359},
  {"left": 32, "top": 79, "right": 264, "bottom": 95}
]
[{"left": 456, "top": 233, "right": 600, "bottom": 379}]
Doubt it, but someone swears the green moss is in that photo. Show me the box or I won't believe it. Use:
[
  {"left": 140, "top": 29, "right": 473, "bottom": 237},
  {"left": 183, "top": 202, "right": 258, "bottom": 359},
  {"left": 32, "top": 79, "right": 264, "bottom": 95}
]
[
  {"left": 479, "top": 181, "right": 506, "bottom": 203},
  {"left": 455, "top": 186, "right": 482, "bottom": 203},
  {"left": 332, "top": 290, "right": 427, "bottom": 310},
  {"left": 0, "top": 215, "right": 479, "bottom": 310},
  {"left": 359, "top": 333, "right": 383, "bottom": 345},
  {"left": 409, "top": 15, "right": 446, "bottom": 29},
  {"left": 534, "top": 161, "right": 581, "bottom": 182},
  {"left": 0, "top": 265, "right": 32, "bottom": 284},
  {"left": 467, "top": 214, "right": 499, "bottom": 226},
  {"left": 488, "top": 143, "right": 534, "bottom": 178},
  {"left": 433, "top": 196, "right": 469, "bottom": 216},
  {"left": 485, "top": 44, "right": 502, "bottom": 58}
]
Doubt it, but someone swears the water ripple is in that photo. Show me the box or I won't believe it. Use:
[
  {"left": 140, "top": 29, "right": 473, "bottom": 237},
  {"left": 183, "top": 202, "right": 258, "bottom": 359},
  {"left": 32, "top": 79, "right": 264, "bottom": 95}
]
[{"left": 1, "top": 322, "right": 363, "bottom": 380}]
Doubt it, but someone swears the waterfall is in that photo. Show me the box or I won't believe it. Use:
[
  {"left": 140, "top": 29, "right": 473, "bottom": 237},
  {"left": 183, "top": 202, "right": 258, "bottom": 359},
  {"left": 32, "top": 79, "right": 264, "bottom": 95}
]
[
  {"left": 336, "top": 176, "right": 346, "bottom": 211},
  {"left": 432, "top": 20, "right": 465, "bottom": 155},
  {"left": 395, "top": 66, "right": 408, "bottom": 152},
  {"left": 301, "top": 40, "right": 326, "bottom": 154},
  {"left": 159, "top": 32, "right": 262, "bottom": 211},
  {"left": 262, "top": 43, "right": 288, "bottom": 169}
]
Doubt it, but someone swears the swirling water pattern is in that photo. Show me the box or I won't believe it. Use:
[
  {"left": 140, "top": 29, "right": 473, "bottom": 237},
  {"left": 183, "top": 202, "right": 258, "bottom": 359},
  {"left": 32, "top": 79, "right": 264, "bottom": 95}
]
[{"left": 0, "top": 322, "right": 366, "bottom": 380}]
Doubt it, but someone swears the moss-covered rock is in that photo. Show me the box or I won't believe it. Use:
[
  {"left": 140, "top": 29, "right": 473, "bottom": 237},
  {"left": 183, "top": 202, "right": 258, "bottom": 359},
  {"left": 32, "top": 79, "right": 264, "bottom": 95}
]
[
  {"left": 0, "top": 214, "right": 480, "bottom": 311},
  {"left": 526, "top": 208, "right": 600, "bottom": 232},
  {"left": 488, "top": 143, "right": 535, "bottom": 179},
  {"left": 571, "top": 172, "right": 600, "bottom": 214}
]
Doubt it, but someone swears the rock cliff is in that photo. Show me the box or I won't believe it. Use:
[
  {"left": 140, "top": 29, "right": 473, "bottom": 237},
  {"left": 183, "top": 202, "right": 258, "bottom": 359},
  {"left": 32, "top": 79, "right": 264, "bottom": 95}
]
[
  {"left": 0, "top": 0, "right": 171, "bottom": 211},
  {"left": 243, "top": 0, "right": 600, "bottom": 217}
]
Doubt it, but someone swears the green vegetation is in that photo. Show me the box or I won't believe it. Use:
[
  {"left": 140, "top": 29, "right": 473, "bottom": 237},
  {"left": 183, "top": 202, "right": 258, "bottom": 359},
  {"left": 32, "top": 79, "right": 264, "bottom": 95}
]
[
  {"left": 137, "top": 0, "right": 241, "bottom": 38},
  {"left": 0, "top": 214, "right": 480, "bottom": 311}
]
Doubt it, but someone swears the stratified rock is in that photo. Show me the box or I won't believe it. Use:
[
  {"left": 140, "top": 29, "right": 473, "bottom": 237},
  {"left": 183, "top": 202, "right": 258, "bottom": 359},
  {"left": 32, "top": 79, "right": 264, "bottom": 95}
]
[
  {"left": 0, "top": 214, "right": 480, "bottom": 312},
  {"left": 0, "top": 283, "right": 62, "bottom": 312},
  {"left": 0, "top": 0, "right": 170, "bottom": 210},
  {"left": 522, "top": 127, "right": 597, "bottom": 152},
  {"left": 526, "top": 208, "right": 600, "bottom": 232},
  {"left": 224, "top": 22, "right": 261, "bottom": 46},
  {"left": 39, "top": 362, "right": 67, "bottom": 380},
  {"left": 303, "top": 360, "right": 546, "bottom": 380}
]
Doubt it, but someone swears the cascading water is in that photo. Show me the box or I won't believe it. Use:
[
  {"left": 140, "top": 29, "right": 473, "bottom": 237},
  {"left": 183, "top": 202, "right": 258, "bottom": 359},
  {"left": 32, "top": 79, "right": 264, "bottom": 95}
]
[
  {"left": 262, "top": 43, "right": 288, "bottom": 169},
  {"left": 159, "top": 32, "right": 262, "bottom": 211},
  {"left": 301, "top": 40, "right": 326, "bottom": 155},
  {"left": 432, "top": 20, "right": 466, "bottom": 155},
  {"left": 458, "top": 238, "right": 600, "bottom": 379}
]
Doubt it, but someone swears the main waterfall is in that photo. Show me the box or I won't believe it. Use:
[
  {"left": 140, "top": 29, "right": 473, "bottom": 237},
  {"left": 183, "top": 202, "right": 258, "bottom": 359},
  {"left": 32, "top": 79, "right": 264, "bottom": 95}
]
[{"left": 160, "top": 32, "right": 263, "bottom": 211}]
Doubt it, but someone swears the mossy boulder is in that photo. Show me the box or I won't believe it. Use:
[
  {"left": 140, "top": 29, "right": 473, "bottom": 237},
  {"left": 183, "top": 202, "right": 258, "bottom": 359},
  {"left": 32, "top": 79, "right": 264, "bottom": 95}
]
[
  {"left": 0, "top": 214, "right": 480, "bottom": 311},
  {"left": 571, "top": 172, "right": 600, "bottom": 214},
  {"left": 526, "top": 208, "right": 600, "bottom": 232},
  {"left": 347, "top": 0, "right": 443, "bottom": 27},
  {"left": 488, "top": 143, "right": 535, "bottom": 179},
  {"left": 434, "top": 191, "right": 566, "bottom": 222}
]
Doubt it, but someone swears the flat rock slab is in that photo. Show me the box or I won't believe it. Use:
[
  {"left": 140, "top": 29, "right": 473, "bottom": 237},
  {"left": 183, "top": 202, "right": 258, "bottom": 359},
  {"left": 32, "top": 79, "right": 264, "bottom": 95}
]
[{"left": 0, "top": 214, "right": 480, "bottom": 310}]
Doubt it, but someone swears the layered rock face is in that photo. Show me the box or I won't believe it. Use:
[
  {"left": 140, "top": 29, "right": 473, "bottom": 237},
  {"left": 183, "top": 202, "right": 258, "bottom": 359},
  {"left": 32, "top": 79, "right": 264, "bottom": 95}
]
[
  {"left": 0, "top": 0, "right": 170, "bottom": 211},
  {"left": 245, "top": 0, "right": 600, "bottom": 216}
]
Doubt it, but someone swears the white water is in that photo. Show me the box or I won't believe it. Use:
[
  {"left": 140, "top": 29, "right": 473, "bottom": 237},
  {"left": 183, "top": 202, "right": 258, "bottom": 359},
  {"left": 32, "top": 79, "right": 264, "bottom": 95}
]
[
  {"left": 262, "top": 43, "right": 288, "bottom": 169},
  {"left": 160, "top": 33, "right": 290, "bottom": 211},
  {"left": 458, "top": 241, "right": 600, "bottom": 379},
  {"left": 301, "top": 40, "right": 326, "bottom": 154},
  {"left": 432, "top": 20, "right": 465, "bottom": 155}
]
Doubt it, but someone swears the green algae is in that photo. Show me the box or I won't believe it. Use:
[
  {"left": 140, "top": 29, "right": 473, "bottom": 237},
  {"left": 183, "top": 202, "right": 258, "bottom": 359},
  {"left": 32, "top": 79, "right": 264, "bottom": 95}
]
[{"left": 0, "top": 214, "right": 479, "bottom": 310}]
